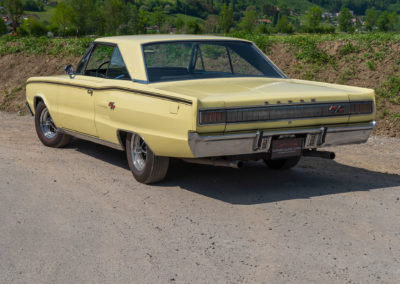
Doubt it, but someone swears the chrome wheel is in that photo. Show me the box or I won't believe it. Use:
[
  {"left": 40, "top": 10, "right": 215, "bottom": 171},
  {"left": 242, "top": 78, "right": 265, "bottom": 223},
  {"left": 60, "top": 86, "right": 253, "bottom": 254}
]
[
  {"left": 130, "top": 135, "right": 147, "bottom": 171},
  {"left": 39, "top": 107, "right": 57, "bottom": 139}
]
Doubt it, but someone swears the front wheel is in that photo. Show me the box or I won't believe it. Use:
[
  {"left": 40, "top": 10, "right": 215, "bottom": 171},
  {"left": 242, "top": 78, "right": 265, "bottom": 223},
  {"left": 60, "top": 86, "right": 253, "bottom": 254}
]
[
  {"left": 34, "top": 101, "right": 72, "bottom": 148},
  {"left": 264, "top": 156, "right": 301, "bottom": 170},
  {"left": 126, "top": 133, "right": 169, "bottom": 184}
]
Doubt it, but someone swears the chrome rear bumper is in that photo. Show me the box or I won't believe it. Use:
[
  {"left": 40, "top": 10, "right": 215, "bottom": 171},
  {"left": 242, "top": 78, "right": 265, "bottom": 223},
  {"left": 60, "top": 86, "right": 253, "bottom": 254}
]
[{"left": 188, "top": 121, "right": 376, "bottom": 158}]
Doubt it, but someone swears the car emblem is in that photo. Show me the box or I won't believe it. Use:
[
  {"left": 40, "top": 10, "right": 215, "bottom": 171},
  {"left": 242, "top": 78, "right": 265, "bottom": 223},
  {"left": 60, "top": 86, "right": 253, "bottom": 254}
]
[
  {"left": 108, "top": 102, "right": 116, "bottom": 110},
  {"left": 329, "top": 104, "right": 345, "bottom": 113}
]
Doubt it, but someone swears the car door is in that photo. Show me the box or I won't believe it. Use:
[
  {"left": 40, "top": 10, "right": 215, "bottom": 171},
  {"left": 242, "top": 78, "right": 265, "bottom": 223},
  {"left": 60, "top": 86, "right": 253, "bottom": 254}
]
[
  {"left": 95, "top": 46, "right": 132, "bottom": 143},
  {"left": 57, "top": 43, "right": 114, "bottom": 137}
]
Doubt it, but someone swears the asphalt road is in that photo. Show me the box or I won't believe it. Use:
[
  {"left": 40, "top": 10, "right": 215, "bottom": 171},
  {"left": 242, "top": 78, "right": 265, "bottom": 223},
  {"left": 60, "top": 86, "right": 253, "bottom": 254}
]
[{"left": 1, "top": 112, "right": 400, "bottom": 283}]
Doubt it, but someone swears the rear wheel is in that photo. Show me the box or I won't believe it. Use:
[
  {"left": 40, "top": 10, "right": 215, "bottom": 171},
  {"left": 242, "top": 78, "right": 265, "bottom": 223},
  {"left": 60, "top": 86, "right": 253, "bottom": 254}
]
[
  {"left": 126, "top": 133, "right": 169, "bottom": 184},
  {"left": 34, "top": 101, "right": 72, "bottom": 148},
  {"left": 265, "top": 156, "right": 301, "bottom": 170}
]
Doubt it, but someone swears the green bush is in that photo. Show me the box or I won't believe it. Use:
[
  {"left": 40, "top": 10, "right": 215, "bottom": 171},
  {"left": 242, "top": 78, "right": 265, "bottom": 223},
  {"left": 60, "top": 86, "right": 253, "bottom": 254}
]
[{"left": 17, "top": 18, "right": 48, "bottom": 37}]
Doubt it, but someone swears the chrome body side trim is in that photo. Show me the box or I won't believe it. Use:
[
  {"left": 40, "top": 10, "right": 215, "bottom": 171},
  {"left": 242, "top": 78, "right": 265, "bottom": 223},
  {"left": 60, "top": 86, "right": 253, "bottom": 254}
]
[
  {"left": 188, "top": 121, "right": 376, "bottom": 158},
  {"left": 60, "top": 128, "right": 124, "bottom": 151}
]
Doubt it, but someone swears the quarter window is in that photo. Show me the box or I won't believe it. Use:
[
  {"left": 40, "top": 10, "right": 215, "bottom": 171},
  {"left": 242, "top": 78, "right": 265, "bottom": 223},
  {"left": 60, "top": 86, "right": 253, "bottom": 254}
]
[{"left": 106, "top": 47, "right": 130, "bottom": 80}]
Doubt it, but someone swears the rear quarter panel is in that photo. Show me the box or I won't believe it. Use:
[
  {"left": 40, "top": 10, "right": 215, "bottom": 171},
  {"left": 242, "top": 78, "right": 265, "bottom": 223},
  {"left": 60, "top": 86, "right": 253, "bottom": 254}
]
[{"left": 107, "top": 91, "right": 195, "bottom": 157}]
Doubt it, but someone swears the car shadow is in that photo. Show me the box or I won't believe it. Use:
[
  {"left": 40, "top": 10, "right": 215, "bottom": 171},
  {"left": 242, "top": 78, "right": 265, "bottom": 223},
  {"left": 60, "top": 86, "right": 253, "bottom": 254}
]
[
  {"left": 69, "top": 138, "right": 400, "bottom": 205},
  {"left": 69, "top": 138, "right": 129, "bottom": 170}
]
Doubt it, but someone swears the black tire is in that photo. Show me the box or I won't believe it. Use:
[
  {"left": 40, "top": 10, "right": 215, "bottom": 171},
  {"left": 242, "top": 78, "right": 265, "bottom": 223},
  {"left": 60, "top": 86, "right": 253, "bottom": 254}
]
[
  {"left": 34, "top": 101, "right": 72, "bottom": 148},
  {"left": 265, "top": 156, "right": 301, "bottom": 170},
  {"left": 126, "top": 133, "right": 169, "bottom": 184}
]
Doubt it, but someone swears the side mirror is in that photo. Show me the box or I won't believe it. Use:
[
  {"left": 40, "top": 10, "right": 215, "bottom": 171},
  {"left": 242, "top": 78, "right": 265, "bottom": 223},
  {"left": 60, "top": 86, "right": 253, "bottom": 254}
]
[{"left": 64, "top": 64, "right": 75, "bottom": 79}]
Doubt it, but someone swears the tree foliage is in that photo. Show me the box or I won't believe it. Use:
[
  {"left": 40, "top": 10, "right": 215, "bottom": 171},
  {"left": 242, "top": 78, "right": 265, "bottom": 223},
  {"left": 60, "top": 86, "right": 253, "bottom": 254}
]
[
  {"left": 305, "top": 6, "right": 322, "bottom": 31},
  {"left": 4, "top": 0, "right": 24, "bottom": 32},
  {"left": 219, "top": 4, "right": 234, "bottom": 33},
  {"left": 365, "top": 8, "right": 378, "bottom": 31},
  {"left": 0, "top": 17, "right": 7, "bottom": 35},
  {"left": 338, "top": 7, "right": 354, "bottom": 33},
  {"left": 239, "top": 7, "right": 258, "bottom": 32},
  {"left": 377, "top": 11, "right": 398, "bottom": 32}
]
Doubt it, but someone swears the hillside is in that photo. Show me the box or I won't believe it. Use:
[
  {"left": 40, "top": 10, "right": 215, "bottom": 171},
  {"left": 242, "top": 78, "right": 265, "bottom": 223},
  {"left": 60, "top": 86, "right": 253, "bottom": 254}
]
[{"left": 0, "top": 34, "right": 399, "bottom": 137}]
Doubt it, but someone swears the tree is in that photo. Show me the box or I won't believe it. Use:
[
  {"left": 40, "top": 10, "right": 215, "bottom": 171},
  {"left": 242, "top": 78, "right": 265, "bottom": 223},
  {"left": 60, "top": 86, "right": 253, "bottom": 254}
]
[
  {"left": 219, "top": 4, "right": 234, "bottom": 33},
  {"left": 137, "top": 8, "right": 149, "bottom": 34},
  {"left": 186, "top": 19, "right": 202, "bottom": 34},
  {"left": 0, "top": 17, "right": 7, "bottom": 35},
  {"left": 338, "top": 7, "right": 354, "bottom": 33},
  {"left": 377, "top": 11, "right": 398, "bottom": 32},
  {"left": 365, "top": 8, "right": 378, "bottom": 31},
  {"left": 102, "top": 0, "right": 127, "bottom": 34},
  {"left": 69, "top": 0, "right": 95, "bottom": 35},
  {"left": 24, "top": 0, "right": 44, "bottom": 12},
  {"left": 276, "top": 15, "right": 293, "bottom": 34},
  {"left": 52, "top": 1, "right": 73, "bottom": 35},
  {"left": 279, "top": 4, "right": 290, "bottom": 17},
  {"left": 205, "top": 15, "right": 218, "bottom": 33},
  {"left": 153, "top": 8, "right": 166, "bottom": 33},
  {"left": 174, "top": 15, "right": 185, "bottom": 32},
  {"left": 239, "top": 6, "right": 257, "bottom": 32},
  {"left": 4, "top": 0, "right": 24, "bottom": 33},
  {"left": 305, "top": 6, "right": 322, "bottom": 31}
]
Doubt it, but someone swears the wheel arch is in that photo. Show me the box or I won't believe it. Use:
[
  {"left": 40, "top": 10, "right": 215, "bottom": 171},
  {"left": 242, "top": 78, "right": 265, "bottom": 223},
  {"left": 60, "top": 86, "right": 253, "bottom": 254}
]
[
  {"left": 33, "top": 96, "right": 51, "bottom": 111},
  {"left": 116, "top": 130, "right": 154, "bottom": 153}
]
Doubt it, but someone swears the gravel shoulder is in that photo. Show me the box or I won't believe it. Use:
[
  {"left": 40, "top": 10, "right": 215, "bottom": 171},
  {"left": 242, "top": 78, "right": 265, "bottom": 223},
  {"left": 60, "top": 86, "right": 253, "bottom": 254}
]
[{"left": 1, "top": 112, "right": 400, "bottom": 283}]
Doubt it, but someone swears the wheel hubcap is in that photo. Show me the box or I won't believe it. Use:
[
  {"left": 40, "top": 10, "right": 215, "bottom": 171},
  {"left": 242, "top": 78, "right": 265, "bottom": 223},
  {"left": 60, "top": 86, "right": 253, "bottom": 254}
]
[
  {"left": 130, "top": 135, "right": 147, "bottom": 171},
  {"left": 39, "top": 108, "right": 57, "bottom": 139}
]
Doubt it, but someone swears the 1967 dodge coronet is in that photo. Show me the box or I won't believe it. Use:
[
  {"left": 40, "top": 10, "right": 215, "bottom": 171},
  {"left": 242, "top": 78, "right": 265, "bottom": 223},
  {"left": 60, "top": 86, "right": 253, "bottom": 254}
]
[{"left": 26, "top": 35, "right": 376, "bottom": 184}]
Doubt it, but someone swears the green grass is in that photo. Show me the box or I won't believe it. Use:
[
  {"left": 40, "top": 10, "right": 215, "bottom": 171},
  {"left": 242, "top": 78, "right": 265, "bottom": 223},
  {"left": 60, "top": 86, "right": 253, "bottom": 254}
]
[
  {"left": 0, "top": 36, "right": 94, "bottom": 56},
  {"left": 28, "top": 6, "right": 56, "bottom": 24},
  {"left": 366, "top": 60, "right": 377, "bottom": 71},
  {"left": 376, "top": 73, "right": 400, "bottom": 104}
]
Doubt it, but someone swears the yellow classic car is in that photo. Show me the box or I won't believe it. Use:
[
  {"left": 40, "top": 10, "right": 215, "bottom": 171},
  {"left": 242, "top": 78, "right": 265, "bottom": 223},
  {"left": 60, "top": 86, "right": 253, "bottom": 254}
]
[{"left": 26, "top": 35, "right": 376, "bottom": 184}]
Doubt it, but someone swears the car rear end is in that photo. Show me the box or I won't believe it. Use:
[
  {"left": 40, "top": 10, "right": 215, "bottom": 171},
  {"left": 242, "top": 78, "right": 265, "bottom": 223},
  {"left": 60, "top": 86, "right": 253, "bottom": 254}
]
[{"left": 186, "top": 79, "right": 375, "bottom": 160}]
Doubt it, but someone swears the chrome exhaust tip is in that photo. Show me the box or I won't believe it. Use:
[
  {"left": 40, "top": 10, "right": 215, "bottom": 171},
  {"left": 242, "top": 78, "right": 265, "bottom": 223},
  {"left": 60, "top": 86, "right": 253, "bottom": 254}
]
[
  {"left": 303, "top": 150, "right": 335, "bottom": 160},
  {"left": 182, "top": 158, "right": 243, "bottom": 169}
]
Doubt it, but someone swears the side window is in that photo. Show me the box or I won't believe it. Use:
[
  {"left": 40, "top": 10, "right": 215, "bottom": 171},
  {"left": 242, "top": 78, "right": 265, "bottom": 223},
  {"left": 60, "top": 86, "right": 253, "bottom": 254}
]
[
  {"left": 106, "top": 47, "right": 130, "bottom": 80},
  {"left": 85, "top": 44, "right": 114, "bottom": 78}
]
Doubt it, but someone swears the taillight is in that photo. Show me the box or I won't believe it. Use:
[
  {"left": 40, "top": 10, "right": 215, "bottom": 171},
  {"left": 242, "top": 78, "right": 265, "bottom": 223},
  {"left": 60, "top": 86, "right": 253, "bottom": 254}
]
[
  {"left": 199, "top": 110, "right": 226, "bottom": 125},
  {"left": 350, "top": 101, "right": 373, "bottom": 115}
]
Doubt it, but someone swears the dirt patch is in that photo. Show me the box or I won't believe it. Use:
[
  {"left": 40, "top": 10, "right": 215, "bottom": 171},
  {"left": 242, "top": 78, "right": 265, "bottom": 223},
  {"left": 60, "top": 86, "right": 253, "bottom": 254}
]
[{"left": 0, "top": 54, "right": 79, "bottom": 112}]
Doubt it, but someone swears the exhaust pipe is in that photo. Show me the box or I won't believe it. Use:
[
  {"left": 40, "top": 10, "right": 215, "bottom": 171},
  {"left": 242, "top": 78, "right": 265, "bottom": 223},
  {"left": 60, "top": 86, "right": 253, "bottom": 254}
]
[
  {"left": 303, "top": 150, "right": 335, "bottom": 160},
  {"left": 182, "top": 158, "right": 243, "bottom": 169}
]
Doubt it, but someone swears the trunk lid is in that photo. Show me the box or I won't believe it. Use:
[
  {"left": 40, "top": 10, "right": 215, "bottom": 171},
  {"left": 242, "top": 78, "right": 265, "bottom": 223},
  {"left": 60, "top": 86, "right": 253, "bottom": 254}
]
[{"left": 154, "top": 78, "right": 374, "bottom": 133}]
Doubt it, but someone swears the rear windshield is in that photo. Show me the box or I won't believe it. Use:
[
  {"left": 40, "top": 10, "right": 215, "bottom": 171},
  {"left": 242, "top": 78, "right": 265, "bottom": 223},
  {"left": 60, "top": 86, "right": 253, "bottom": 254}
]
[{"left": 142, "top": 41, "right": 284, "bottom": 83}]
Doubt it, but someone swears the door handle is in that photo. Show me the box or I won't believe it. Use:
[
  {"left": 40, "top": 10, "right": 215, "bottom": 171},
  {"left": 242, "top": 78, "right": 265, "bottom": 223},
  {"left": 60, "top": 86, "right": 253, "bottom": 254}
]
[{"left": 87, "top": 88, "right": 93, "bottom": 95}]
